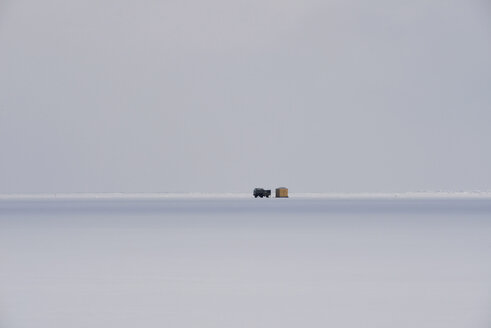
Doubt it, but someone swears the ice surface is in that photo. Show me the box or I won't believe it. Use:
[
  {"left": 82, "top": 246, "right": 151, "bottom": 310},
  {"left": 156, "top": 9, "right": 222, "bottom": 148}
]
[{"left": 1, "top": 196, "right": 491, "bottom": 327}]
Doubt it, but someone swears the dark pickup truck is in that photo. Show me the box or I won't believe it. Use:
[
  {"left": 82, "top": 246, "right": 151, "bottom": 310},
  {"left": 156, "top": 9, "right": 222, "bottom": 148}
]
[{"left": 253, "top": 188, "right": 271, "bottom": 198}]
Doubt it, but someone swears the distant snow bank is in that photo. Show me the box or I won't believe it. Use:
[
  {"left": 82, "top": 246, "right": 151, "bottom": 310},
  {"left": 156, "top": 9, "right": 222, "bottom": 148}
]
[
  {"left": 1, "top": 192, "right": 491, "bottom": 200},
  {"left": 0, "top": 193, "right": 250, "bottom": 200},
  {"left": 295, "top": 192, "right": 491, "bottom": 199}
]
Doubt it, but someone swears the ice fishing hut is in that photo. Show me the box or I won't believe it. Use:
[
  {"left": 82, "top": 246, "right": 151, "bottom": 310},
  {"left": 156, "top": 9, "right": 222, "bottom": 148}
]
[{"left": 276, "top": 187, "right": 288, "bottom": 198}]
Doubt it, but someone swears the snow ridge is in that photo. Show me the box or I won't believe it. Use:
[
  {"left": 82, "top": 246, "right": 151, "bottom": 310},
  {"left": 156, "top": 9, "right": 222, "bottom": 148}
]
[{"left": 1, "top": 191, "right": 491, "bottom": 200}]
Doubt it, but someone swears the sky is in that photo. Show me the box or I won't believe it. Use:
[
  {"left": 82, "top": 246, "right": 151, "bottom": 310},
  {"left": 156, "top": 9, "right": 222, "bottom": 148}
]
[{"left": 0, "top": 0, "right": 490, "bottom": 193}]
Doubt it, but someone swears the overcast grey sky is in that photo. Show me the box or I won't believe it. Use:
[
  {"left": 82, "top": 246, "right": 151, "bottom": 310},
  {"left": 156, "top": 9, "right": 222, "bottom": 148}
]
[{"left": 1, "top": 0, "right": 490, "bottom": 193}]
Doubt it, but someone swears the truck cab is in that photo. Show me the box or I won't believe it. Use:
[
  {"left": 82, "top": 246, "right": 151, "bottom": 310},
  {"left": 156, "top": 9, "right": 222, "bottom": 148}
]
[{"left": 253, "top": 188, "right": 271, "bottom": 198}]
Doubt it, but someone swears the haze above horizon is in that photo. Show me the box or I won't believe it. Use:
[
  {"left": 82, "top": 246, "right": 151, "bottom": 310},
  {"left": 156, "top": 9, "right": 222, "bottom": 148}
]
[{"left": 1, "top": 0, "right": 490, "bottom": 193}]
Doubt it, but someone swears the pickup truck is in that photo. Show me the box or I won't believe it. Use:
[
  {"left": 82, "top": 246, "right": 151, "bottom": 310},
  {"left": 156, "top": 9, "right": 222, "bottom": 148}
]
[{"left": 253, "top": 188, "right": 271, "bottom": 198}]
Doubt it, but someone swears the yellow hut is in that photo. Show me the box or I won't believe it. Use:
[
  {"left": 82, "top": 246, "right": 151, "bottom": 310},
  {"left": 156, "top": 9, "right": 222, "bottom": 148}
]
[{"left": 275, "top": 187, "right": 288, "bottom": 198}]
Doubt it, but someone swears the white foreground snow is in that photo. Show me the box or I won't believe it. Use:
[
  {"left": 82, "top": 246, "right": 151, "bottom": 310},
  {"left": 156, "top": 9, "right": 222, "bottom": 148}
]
[{"left": 1, "top": 196, "right": 490, "bottom": 327}]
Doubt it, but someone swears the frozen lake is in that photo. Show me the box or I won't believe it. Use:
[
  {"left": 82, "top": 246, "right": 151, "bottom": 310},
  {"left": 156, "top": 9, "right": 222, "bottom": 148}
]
[{"left": 1, "top": 195, "right": 491, "bottom": 327}]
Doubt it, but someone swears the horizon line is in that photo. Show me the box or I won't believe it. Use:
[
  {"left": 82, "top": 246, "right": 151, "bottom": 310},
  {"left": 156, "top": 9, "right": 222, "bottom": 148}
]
[{"left": 1, "top": 191, "right": 491, "bottom": 200}]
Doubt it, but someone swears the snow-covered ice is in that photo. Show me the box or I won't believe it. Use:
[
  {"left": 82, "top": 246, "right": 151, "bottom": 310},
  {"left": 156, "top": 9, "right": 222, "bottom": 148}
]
[{"left": 1, "top": 195, "right": 490, "bottom": 327}]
